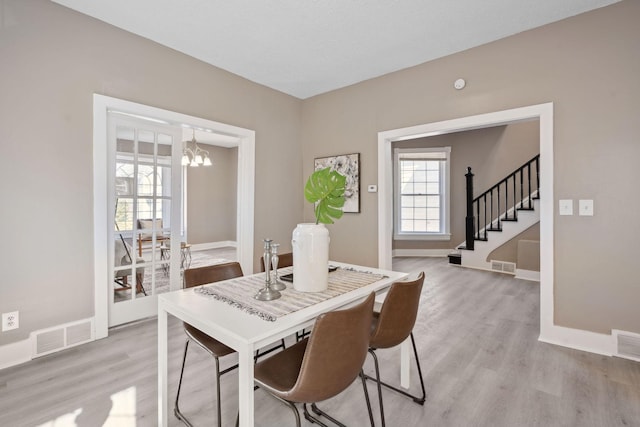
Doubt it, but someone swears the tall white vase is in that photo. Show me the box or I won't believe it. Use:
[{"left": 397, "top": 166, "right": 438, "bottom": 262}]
[{"left": 292, "top": 223, "right": 329, "bottom": 292}]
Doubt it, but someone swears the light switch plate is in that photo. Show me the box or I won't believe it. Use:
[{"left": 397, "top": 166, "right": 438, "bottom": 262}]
[
  {"left": 579, "top": 199, "right": 594, "bottom": 216},
  {"left": 559, "top": 199, "right": 573, "bottom": 216}
]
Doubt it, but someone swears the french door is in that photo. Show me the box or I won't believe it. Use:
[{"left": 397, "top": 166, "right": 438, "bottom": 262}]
[{"left": 108, "top": 114, "right": 183, "bottom": 326}]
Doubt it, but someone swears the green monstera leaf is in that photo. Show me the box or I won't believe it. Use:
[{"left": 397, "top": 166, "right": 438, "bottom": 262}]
[{"left": 304, "top": 167, "right": 346, "bottom": 224}]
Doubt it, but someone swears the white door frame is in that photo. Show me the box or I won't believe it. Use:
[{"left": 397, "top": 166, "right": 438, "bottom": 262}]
[
  {"left": 93, "top": 94, "right": 255, "bottom": 339},
  {"left": 378, "top": 103, "right": 557, "bottom": 344}
]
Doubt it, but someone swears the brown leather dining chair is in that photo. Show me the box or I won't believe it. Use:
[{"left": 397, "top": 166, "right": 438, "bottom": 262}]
[
  {"left": 364, "top": 272, "right": 426, "bottom": 427},
  {"left": 175, "top": 262, "right": 244, "bottom": 427},
  {"left": 252, "top": 292, "right": 377, "bottom": 427},
  {"left": 259, "top": 251, "right": 293, "bottom": 272}
]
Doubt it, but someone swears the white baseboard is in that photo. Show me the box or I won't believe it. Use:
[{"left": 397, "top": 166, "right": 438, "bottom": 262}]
[
  {"left": 539, "top": 324, "right": 615, "bottom": 357},
  {"left": 515, "top": 269, "right": 540, "bottom": 282},
  {"left": 0, "top": 338, "right": 31, "bottom": 370},
  {"left": 190, "top": 240, "right": 237, "bottom": 252},
  {"left": 392, "top": 249, "right": 450, "bottom": 257}
]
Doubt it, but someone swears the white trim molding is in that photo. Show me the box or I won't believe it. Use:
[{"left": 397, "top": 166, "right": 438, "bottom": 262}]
[
  {"left": 392, "top": 249, "right": 450, "bottom": 257},
  {"left": 190, "top": 241, "right": 238, "bottom": 252},
  {"left": 93, "top": 94, "right": 255, "bottom": 339},
  {"left": 539, "top": 326, "right": 615, "bottom": 357},
  {"left": 0, "top": 339, "right": 31, "bottom": 370},
  {"left": 515, "top": 269, "right": 540, "bottom": 282}
]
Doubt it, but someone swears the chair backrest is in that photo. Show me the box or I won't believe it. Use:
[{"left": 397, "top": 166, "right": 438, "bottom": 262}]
[
  {"left": 288, "top": 292, "right": 375, "bottom": 403},
  {"left": 138, "top": 218, "right": 162, "bottom": 239},
  {"left": 114, "top": 238, "right": 133, "bottom": 267},
  {"left": 184, "top": 262, "right": 243, "bottom": 289},
  {"left": 259, "top": 252, "right": 293, "bottom": 272},
  {"left": 369, "top": 272, "right": 424, "bottom": 349}
]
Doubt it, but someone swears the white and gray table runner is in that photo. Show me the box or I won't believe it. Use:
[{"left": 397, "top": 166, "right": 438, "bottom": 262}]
[{"left": 194, "top": 267, "right": 385, "bottom": 321}]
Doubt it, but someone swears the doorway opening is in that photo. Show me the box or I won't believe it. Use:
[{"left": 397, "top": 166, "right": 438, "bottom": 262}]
[
  {"left": 93, "top": 94, "right": 255, "bottom": 338},
  {"left": 377, "top": 103, "right": 554, "bottom": 341}
]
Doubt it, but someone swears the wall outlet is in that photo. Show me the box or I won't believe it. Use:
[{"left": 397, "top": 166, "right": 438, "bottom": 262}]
[{"left": 2, "top": 311, "right": 19, "bottom": 331}]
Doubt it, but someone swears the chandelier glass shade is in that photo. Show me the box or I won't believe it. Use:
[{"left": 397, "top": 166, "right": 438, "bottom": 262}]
[{"left": 182, "top": 130, "right": 212, "bottom": 167}]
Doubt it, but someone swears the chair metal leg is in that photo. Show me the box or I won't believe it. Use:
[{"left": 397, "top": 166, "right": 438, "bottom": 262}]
[
  {"left": 368, "top": 348, "right": 386, "bottom": 427},
  {"left": 409, "top": 332, "right": 426, "bottom": 403},
  {"left": 364, "top": 332, "right": 427, "bottom": 424},
  {"left": 174, "top": 339, "right": 226, "bottom": 427},
  {"left": 359, "top": 370, "right": 376, "bottom": 427},
  {"left": 296, "top": 328, "right": 311, "bottom": 341},
  {"left": 174, "top": 340, "right": 194, "bottom": 427},
  {"left": 254, "top": 338, "right": 286, "bottom": 362},
  {"left": 304, "top": 375, "right": 373, "bottom": 427},
  {"left": 263, "top": 392, "right": 302, "bottom": 427},
  {"left": 304, "top": 403, "right": 333, "bottom": 426}
]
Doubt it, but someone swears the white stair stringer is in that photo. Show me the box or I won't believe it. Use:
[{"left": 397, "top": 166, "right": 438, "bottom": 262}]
[{"left": 460, "top": 198, "right": 540, "bottom": 272}]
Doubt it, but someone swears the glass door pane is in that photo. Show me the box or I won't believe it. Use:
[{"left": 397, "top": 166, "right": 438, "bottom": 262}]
[{"left": 109, "top": 116, "right": 182, "bottom": 326}]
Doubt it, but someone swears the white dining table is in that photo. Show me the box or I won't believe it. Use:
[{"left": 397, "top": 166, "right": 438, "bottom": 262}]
[{"left": 157, "top": 261, "right": 409, "bottom": 427}]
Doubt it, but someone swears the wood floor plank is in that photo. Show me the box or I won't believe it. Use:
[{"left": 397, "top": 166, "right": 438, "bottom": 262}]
[{"left": 1, "top": 256, "right": 639, "bottom": 426}]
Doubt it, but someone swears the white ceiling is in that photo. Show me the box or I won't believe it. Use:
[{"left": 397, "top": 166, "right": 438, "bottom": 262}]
[{"left": 53, "top": 0, "right": 619, "bottom": 99}]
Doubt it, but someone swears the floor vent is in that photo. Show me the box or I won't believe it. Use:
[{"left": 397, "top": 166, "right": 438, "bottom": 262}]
[
  {"left": 490, "top": 260, "right": 516, "bottom": 275},
  {"left": 614, "top": 330, "right": 640, "bottom": 362},
  {"left": 32, "top": 318, "right": 94, "bottom": 358}
]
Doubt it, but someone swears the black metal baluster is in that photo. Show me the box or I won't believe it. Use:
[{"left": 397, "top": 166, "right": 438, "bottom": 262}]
[
  {"left": 512, "top": 175, "right": 517, "bottom": 220},
  {"left": 476, "top": 200, "right": 480, "bottom": 241},
  {"left": 489, "top": 190, "right": 494, "bottom": 231},
  {"left": 527, "top": 163, "right": 532, "bottom": 208},
  {"left": 497, "top": 185, "right": 501, "bottom": 229},
  {"left": 536, "top": 156, "right": 540, "bottom": 198},
  {"left": 483, "top": 194, "right": 487, "bottom": 239},
  {"left": 519, "top": 167, "right": 524, "bottom": 209}
]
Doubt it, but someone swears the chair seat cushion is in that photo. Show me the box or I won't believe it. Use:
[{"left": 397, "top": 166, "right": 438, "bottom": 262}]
[
  {"left": 254, "top": 338, "right": 308, "bottom": 399},
  {"left": 184, "top": 324, "right": 235, "bottom": 357}
]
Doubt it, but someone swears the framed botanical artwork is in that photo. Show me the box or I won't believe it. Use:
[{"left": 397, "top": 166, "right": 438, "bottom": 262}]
[{"left": 314, "top": 153, "right": 360, "bottom": 213}]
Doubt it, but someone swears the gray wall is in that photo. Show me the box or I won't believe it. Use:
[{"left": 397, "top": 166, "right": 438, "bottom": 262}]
[
  {"left": 393, "top": 121, "right": 539, "bottom": 251},
  {"left": 0, "top": 0, "right": 302, "bottom": 345},
  {"left": 488, "top": 223, "right": 540, "bottom": 267},
  {"left": 301, "top": 1, "right": 640, "bottom": 335},
  {"left": 186, "top": 146, "right": 238, "bottom": 244},
  {"left": 1, "top": 0, "right": 638, "bottom": 347}
]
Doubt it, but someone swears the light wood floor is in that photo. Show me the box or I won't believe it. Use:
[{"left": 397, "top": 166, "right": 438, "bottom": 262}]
[{"left": 1, "top": 257, "right": 639, "bottom": 426}]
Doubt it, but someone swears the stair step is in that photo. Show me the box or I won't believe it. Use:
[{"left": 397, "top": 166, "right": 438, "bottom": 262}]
[
  {"left": 517, "top": 207, "right": 535, "bottom": 211},
  {"left": 474, "top": 237, "right": 488, "bottom": 242},
  {"left": 487, "top": 227, "right": 502, "bottom": 232},
  {"left": 502, "top": 217, "right": 518, "bottom": 222},
  {"left": 447, "top": 253, "right": 462, "bottom": 265}
]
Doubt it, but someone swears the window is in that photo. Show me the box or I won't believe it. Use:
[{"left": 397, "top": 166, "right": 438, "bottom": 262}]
[
  {"left": 394, "top": 147, "right": 451, "bottom": 240},
  {"left": 114, "top": 147, "right": 172, "bottom": 234}
]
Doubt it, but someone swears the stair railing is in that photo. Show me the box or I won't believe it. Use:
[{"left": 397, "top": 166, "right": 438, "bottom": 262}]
[{"left": 465, "top": 155, "right": 539, "bottom": 247}]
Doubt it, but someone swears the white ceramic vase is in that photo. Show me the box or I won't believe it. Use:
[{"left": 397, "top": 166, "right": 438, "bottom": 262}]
[{"left": 292, "top": 223, "right": 329, "bottom": 292}]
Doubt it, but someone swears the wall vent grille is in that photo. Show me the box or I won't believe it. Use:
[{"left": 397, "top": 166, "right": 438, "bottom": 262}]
[
  {"left": 490, "top": 260, "right": 516, "bottom": 275},
  {"left": 614, "top": 330, "right": 640, "bottom": 362},
  {"left": 32, "top": 318, "right": 94, "bottom": 358}
]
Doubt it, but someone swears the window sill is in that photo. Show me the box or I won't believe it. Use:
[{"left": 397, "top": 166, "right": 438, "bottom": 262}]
[{"left": 394, "top": 233, "right": 451, "bottom": 241}]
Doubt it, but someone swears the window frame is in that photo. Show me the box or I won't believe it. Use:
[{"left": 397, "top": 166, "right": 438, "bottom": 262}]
[{"left": 393, "top": 146, "right": 451, "bottom": 241}]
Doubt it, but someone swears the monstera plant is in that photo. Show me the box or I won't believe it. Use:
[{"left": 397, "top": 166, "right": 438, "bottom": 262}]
[{"left": 304, "top": 167, "right": 346, "bottom": 224}]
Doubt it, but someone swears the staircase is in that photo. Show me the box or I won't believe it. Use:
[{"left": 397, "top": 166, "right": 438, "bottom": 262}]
[{"left": 448, "top": 155, "right": 540, "bottom": 273}]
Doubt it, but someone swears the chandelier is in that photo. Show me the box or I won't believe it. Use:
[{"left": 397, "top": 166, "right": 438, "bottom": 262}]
[{"left": 181, "top": 130, "right": 212, "bottom": 167}]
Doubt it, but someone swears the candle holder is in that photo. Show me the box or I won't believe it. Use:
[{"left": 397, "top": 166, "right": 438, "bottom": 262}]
[
  {"left": 269, "top": 243, "right": 286, "bottom": 291},
  {"left": 255, "top": 238, "right": 281, "bottom": 301}
]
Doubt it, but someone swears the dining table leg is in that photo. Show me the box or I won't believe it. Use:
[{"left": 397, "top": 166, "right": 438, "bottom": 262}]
[
  {"left": 237, "top": 347, "right": 255, "bottom": 426},
  {"left": 158, "top": 305, "right": 168, "bottom": 427},
  {"left": 400, "top": 337, "right": 411, "bottom": 389}
]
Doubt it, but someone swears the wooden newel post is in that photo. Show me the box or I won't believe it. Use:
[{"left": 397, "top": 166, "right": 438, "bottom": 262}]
[{"left": 465, "top": 167, "right": 475, "bottom": 250}]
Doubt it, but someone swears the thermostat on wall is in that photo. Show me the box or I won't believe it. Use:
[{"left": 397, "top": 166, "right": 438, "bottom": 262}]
[
  {"left": 367, "top": 185, "right": 377, "bottom": 193},
  {"left": 454, "top": 78, "right": 466, "bottom": 90}
]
